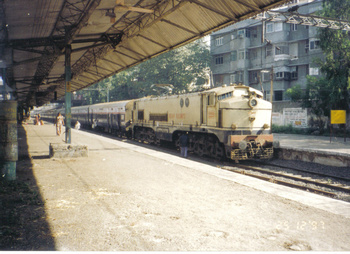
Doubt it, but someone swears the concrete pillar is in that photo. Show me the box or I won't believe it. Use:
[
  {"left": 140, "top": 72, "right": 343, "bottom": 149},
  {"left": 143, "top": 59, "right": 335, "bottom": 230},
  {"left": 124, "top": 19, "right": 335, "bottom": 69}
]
[{"left": 0, "top": 100, "right": 18, "bottom": 181}]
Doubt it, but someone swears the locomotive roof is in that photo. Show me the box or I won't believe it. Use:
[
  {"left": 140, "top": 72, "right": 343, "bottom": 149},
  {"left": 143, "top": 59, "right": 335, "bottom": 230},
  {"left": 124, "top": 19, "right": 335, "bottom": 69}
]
[
  {"left": 137, "top": 84, "right": 263, "bottom": 102},
  {"left": 88, "top": 100, "right": 132, "bottom": 109},
  {"left": 201, "top": 84, "right": 263, "bottom": 97}
]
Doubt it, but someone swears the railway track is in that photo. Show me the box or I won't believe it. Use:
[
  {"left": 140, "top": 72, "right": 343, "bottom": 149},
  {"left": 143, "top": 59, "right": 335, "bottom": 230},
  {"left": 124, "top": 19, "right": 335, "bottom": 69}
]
[{"left": 220, "top": 164, "right": 350, "bottom": 201}]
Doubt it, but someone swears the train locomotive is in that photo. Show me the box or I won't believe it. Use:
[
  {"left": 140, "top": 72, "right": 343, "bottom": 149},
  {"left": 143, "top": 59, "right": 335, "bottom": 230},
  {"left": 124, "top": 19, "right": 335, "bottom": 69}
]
[{"left": 42, "top": 84, "right": 274, "bottom": 161}]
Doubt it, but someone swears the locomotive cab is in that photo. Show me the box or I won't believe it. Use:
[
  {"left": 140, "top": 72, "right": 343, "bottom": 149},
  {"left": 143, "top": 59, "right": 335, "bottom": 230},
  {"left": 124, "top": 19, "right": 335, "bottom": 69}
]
[{"left": 215, "top": 85, "right": 274, "bottom": 161}]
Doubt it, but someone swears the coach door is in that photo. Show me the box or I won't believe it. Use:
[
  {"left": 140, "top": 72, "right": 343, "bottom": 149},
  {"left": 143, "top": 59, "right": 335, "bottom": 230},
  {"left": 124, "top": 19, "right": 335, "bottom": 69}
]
[
  {"left": 201, "top": 94, "right": 206, "bottom": 125},
  {"left": 207, "top": 93, "right": 216, "bottom": 127},
  {"left": 218, "top": 109, "right": 223, "bottom": 128}
]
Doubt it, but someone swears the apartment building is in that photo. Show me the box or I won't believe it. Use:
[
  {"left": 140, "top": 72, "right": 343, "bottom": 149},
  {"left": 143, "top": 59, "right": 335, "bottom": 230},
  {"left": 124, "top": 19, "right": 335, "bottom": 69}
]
[{"left": 210, "top": 0, "right": 324, "bottom": 103}]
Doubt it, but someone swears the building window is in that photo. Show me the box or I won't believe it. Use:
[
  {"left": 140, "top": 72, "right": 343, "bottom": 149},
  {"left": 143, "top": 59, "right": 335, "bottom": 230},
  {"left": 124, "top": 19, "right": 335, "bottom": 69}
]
[
  {"left": 274, "top": 91, "right": 283, "bottom": 101},
  {"left": 310, "top": 39, "right": 320, "bottom": 50},
  {"left": 231, "top": 51, "right": 237, "bottom": 61},
  {"left": 230, "top": 74, "right": 235, "bottom": 84},
  {"left": 275, "top": 22, "right": 283, "bottom": 32},
  {"left": 231, "top": 71, "right": 244, "bottom": 83},
  {"left": 305, "top": 39, "right": 309, "bottom": 53},
  {"left": 238, "top": 72, "right": 244, "bottom": 83},
  {"left": 215, "top": 55, "right": 223, "bottom": 65},
  {"left": 215, "top": 36, "right": 223, "bottom": 46},
  {"left": 266, "top": 23, "right": 274, "bottom": 33},
  {"left": 275, "top": 45, "right": 289, "bottom": 55},
  {"left": 245, "top": 29, "right": 250, "bottom": 38},
  {"left": 291, "top": 24, "right": 298, "bottom": 31},
  {"left": 215, "top": 74, "right": 224, "bottom": 86},
  {"left": 250, "top": 26, "right": 258, "bottom": 38},
  {"left": 238, "top": 50, "right": 245, "bottom": 60},
  {"left": 249, "top": 71, "right": 259, "bottom": 84},
  {"left": 291, "top": 67, "right": 298, "bottom": 80},
  {"left": 250, "top": 49, "right": 258, "bottom": 60},
  {"left": 275, "top": 72, "right": 291, "bottom": 81},
  {"left": 263, "top": 72, "right": 271, "bottom": 81},
  {"left": 245, "top": 51, "right": 250, "bottom": 59},
  {"left": 266, "top": 45, "right": 272, "bottom": 57},
  {"left": 275, "top": 72, "right": 284, "bottom": 79},
  {"left": 237, "top": 29, "right": 245, "bottom": 38},
  {"left": 309, "top": 67, "right": 319, "bottom": 75}
]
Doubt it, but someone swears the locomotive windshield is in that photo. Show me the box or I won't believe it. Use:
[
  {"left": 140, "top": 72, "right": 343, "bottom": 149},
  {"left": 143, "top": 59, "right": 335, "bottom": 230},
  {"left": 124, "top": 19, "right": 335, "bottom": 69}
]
[{"left": 218, "top": 92, "right": 233, "bottom": 100}]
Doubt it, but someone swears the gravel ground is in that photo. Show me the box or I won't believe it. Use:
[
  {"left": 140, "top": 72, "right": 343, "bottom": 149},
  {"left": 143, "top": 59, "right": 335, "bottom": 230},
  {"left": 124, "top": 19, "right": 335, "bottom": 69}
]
[
  {"left": 1, "top": 123, "right": 350, "bottom": 251},
  {"left": 260, "top": 158, "right": 350, "bottom": 180},
  {"left": 236, "top": 158, "right": 350, "bottom": 202}
]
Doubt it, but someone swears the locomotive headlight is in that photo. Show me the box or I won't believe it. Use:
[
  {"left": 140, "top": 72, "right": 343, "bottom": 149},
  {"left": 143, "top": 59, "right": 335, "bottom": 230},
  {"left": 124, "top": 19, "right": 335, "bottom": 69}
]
[
  {"left": 239, "top": 140, "right": 248, "bottom": 150},
  {"left": 248, "top": 98, "right": 258, "bottom": 108}
]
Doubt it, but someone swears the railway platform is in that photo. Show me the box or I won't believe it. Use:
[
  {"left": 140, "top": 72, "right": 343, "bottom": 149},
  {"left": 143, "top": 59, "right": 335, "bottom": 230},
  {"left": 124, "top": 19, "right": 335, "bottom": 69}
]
[
  {"left": 274, "top": 133, "right": 350, "bottom": 167},
  {"left": 2, "top": 121, "right": 350, "bottom": 251}
]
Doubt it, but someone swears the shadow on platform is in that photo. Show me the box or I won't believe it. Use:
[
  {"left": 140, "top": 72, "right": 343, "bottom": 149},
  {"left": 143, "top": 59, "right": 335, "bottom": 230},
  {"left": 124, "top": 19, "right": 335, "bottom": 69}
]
[{"left": 0, "top": 124, "right": 56, "bottom": 250}]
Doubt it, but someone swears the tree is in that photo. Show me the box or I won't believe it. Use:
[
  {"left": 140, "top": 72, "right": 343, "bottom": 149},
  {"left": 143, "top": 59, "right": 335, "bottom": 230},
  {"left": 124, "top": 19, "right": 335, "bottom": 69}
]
[
  {"left": 315, "top": 0, "right": 350, "bottom": 113},
  {"left": 83, "top": 38, "right": 211, "bottom": 104},
  {"left": 287, "top": 0, "right": 350, "bottom": 129}
]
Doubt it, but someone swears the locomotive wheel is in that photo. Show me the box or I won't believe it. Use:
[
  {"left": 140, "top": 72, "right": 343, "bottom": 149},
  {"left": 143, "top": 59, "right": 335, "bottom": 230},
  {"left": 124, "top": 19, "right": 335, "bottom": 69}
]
[
  {"left": 146, "top": 129, "right": 156, "bottom": 144},
  {"left": 213, "top": 141, "right": 224, "bottom": 160},
  {"left": 198, "top": 144, "right": 205, "bottom": 157},
  {"left": 206, "top": 140, "right": 214, "bottom": 157}
]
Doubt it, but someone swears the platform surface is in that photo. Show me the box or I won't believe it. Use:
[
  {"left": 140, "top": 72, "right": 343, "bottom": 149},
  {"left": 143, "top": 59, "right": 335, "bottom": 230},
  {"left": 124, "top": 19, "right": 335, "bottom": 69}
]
[
  {"left": 10, "top": 122, "right": 350, "bottom": 251},
  {"left": 274, "top": 133, "right": 350, "bottom": 156}
]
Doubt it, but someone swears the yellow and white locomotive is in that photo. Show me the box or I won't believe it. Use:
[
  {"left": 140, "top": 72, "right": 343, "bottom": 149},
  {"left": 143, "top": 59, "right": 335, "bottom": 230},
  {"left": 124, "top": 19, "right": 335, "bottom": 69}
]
[
  {"left": 42, "top": 84, "right": 274, "bottom": 161},
  {"left": 130, "top": 84, "right": 273, "bottom": 161}
]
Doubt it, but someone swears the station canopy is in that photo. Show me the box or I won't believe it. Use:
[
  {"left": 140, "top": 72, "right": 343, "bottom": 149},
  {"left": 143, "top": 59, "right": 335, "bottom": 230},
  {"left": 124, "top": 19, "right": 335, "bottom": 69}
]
[{"left": 1, "top": 0, "right": 290, "bottom": 107}]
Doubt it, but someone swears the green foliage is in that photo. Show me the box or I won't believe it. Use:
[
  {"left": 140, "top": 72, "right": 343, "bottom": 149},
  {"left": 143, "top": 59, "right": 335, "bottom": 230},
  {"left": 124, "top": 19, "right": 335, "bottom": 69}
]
[
  {"left": 285, "top": 0, "right": 350, "bottom": 129},
  {"left": 314, "top": 0, "right": 350, "bottom": 112},
  {"left": 272, "top": 124, "right": 308, "bottom": 134},
  {"left": 81, "top": 39, "right": 211, "bottom": 104},
  {"left": 285, "top": 84, "right": 303, "bottom": 101}
]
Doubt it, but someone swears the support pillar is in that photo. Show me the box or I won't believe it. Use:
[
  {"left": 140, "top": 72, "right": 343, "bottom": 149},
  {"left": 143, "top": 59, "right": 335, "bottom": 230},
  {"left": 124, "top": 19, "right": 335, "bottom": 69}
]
[
  {"left": 65, "top": 45, "right": 72, "bottom": 144},
  {"left": 0, "top": 69, "right": 17, "bottom": 181}
]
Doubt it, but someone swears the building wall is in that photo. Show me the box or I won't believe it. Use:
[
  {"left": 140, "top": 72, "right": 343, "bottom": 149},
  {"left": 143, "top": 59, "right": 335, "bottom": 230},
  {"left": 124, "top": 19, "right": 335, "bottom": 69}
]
[{"left": 210, "top": 0, "right": 324, "bottom": 110}]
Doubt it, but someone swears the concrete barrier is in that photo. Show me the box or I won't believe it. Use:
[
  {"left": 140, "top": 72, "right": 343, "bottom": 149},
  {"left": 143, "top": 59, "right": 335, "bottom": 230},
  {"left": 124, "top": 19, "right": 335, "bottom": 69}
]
[
  {"left": 275, "top": 148, "right": 350, "bottom": 167},
  {"left": 49, "top": 143, "right": 88, "bottom": 158}
]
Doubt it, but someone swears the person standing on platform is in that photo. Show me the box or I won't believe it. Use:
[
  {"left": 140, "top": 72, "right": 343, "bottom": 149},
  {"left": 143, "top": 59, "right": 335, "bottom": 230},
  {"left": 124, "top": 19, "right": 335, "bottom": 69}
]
[
  {"left": 179, "top": 132, "right": 189, "bottom": 158},
  {"left": 34, "top": 115, "right": 39, "bottom": 125},
  {"left": 74, "top": 121, "right": 81, "bottom": 130},
  {"left": 55, "top": 113, "right": 64, "bottom": 136}
]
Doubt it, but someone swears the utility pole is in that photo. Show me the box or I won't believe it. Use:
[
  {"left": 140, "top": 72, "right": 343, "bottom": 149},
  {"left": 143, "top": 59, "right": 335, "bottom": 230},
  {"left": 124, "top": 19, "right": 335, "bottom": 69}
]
[{"left": 270, "top": 66, "right": 274, "bottom": 103}]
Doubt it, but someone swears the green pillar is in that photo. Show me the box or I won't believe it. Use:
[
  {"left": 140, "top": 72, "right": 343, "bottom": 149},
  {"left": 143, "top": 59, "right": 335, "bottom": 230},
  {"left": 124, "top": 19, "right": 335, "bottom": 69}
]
[
  {"left": 0, "top": 78, "right": 18, "bottom": 181},
  {"left": 65, "top": 45, "right": 72, "bottom": 144}
]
